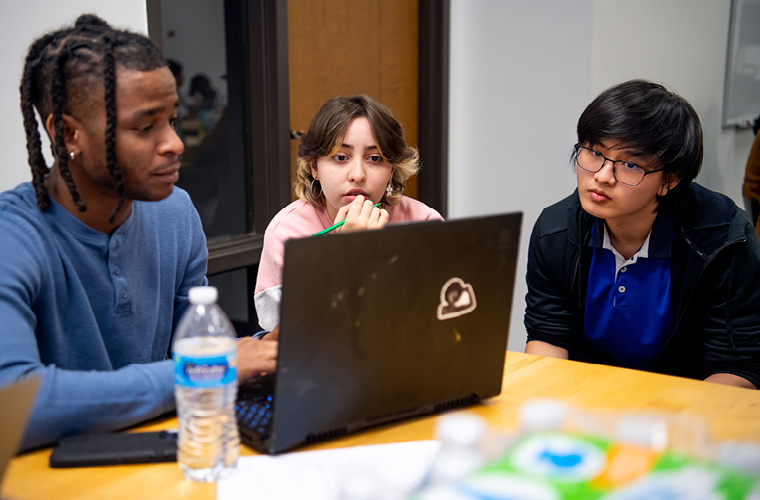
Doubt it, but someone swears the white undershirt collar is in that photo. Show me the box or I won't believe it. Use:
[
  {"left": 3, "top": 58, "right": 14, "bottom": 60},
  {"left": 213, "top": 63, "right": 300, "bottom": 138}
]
[{"left": 602, "top": 224, "right": 651, "bottom": 281}]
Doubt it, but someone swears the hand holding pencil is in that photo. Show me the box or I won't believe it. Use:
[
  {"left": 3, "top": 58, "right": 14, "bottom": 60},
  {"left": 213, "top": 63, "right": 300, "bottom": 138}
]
[{"left": 312, "top": 195, "right": 388, "bottom": 236}]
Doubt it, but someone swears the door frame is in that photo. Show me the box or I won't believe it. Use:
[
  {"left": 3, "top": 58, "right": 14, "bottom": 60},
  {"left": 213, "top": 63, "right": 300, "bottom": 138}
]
[
  {"left": 147, "top": 0, "right": 449, "bottom": 275},
  {"left": 418, "top": 0, "right": 449, "bottom": 217}
]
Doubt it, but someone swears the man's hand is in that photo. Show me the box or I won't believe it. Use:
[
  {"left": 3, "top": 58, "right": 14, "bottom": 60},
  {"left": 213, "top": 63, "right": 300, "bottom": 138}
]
[
  {"left": 334, "top": 195, "right": 389, "bottom": 233},
  {"left": 237, "top": 325, "right": 279, "bottom": 383}
]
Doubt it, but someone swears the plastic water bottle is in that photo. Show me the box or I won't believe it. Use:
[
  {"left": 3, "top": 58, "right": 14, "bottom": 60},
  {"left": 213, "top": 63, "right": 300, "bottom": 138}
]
[
  {"left": 425, "top": 414, "right": 486, "bottom": 487},
  {"left": 172, "top": 286, "right": 240, "bottom": 482}
]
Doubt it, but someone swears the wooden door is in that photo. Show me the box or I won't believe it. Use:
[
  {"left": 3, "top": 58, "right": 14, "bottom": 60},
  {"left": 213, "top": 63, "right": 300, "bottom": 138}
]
[{"left": 287, "top": 0, "right": 420, "bottom": 199}]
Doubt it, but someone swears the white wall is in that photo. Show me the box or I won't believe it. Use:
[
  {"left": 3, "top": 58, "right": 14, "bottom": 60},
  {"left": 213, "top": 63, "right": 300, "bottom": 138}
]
[
  {"left": 0, "top": 1, "right": 147, "bottom": 193},
  {"left": 449, "top": 0, "right": 755, "bottom": 353},
  {"left": 449, "top": 0, "right": 595, "bottom": 352}
]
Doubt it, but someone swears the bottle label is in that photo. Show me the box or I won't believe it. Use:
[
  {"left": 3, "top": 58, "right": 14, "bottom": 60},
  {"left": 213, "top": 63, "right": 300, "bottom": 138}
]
[{"left": 173, "top": 352, "right": 237, "bottom": 388}]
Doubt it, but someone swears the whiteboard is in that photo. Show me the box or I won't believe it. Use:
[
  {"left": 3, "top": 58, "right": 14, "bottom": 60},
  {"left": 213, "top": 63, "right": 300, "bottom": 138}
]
[{"left": 723, "top": 0, "right": 760, "bottom": 127}]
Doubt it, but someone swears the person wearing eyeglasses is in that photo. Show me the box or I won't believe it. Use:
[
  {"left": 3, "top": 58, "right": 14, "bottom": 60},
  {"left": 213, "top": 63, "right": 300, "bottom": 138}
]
[{"left": 524, "top": 79, "right": 760, "bottom": 389}]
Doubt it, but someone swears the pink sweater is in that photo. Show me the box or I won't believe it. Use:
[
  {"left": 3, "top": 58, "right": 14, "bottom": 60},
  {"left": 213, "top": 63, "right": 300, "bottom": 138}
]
[{"left": 254, "top": 197, "right": 444, "bottom": 330}]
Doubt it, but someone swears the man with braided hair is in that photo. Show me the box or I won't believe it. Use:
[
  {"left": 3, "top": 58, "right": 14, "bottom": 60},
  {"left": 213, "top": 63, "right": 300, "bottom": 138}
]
[{"left": 1, "top": 14, "right": 277, "bottom": 450}]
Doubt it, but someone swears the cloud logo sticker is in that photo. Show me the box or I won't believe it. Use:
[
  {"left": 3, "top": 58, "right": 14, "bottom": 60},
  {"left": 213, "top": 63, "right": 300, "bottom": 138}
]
[{"left": 437, "top": 277, "right": 477, "bottom": 320}]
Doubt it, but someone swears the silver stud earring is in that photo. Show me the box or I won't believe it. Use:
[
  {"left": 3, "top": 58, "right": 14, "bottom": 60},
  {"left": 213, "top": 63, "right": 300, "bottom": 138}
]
[
  {"left": 69, "top": 151, "right": 75, "bottom": 161},
  {"left": 386, "top": 182, "right": 393, "bottom": 198}
]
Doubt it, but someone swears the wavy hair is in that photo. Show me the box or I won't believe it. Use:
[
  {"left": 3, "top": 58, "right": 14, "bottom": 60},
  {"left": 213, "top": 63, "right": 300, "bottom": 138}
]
[{"left": 293, "top": 95, "right": 419, "bottom": 207}]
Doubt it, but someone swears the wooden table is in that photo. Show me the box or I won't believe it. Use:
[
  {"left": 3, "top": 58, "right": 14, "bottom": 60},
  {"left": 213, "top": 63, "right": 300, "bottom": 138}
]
[{"left": 4, "top": 352, "right": 759, "bottom": 500}]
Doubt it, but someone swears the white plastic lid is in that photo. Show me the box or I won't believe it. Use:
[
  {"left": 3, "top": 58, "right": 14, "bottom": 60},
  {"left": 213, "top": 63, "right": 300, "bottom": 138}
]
[
  {"left": 435, "top": 414, "right": 486, "bottom": 445},
  {"left": 520, "top": 399, "right": 567, "bottom": 431},
  {"left": 717, "top": 441, "right": 760, "bottom": 474},
  {"left": 616, "top": 415, "right": 668, "bottom": 450},
  {"left": 188, "top": 286, "right": 218, "bottom": 305}
]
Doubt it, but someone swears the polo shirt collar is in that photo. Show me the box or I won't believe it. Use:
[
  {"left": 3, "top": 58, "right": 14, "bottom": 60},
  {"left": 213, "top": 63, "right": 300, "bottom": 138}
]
[{"left": 587, "top": 208, "right": 674, "bottom": 260}]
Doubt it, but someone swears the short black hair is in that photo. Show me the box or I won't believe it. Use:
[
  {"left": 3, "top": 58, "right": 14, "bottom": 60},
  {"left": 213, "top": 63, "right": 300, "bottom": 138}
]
[
  {"left": 20, "top": 13, "right": 167, "bottom": 220},
  {"left": 576, "top": 79, "right": 703, "bottom": 194}
]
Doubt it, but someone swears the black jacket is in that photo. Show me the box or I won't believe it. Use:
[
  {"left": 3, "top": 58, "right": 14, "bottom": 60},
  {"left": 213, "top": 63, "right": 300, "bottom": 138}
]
[{"left": 525, "top": 183, "right": 760, "bottom": 387}]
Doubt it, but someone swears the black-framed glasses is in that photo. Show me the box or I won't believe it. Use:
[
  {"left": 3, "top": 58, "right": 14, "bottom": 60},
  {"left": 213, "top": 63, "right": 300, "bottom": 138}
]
[{"left": 574, "top": 144, "right": 664, "bottom": 186}]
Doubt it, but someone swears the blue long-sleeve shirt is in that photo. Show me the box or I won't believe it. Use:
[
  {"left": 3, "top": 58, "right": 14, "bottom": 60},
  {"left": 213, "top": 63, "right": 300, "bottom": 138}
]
[{"left": 0, "top": 183, "right": 208, "bottom": 450}]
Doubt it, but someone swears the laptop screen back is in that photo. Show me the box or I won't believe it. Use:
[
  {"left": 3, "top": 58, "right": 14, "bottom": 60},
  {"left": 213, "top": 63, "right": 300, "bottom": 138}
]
[{"left": 266, "top": 212, "right": 522, "bottom": 453}]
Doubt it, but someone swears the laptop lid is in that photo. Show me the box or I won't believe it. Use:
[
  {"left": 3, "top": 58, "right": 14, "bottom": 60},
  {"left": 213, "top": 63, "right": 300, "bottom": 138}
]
[
  {"left": 267, "top": 212, "right": 522, "bottom": 453},
  {"left": 0, "top": 376, "right": 40, "bottom": 486}
]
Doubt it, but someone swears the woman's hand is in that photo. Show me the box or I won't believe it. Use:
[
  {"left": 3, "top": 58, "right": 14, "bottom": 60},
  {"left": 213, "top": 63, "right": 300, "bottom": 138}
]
[
  {"left": 334, "top": 195, "right": 389, "bottom": 233},
  {"left": 236, "top": 325, "right": 279, "bottom": 383}
]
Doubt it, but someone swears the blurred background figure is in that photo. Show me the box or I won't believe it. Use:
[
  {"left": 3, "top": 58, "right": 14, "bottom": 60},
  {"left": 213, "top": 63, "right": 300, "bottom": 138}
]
[
  {"left": 166, "top": 58, "right": 190, "bottom": 139},
  {"left": 167, "top": 59, "right": 190, "bottom": 116},
  {"left": 187, "top": 73, "right": 224, "bottom": 136}
]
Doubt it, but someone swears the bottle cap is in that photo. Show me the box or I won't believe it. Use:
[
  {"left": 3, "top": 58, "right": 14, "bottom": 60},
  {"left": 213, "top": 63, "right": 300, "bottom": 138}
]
[
  {"left": 717, "top": 441, "right": 760, "bottom": 474},
  {"left": 435, "top": 414, "right": 486, "bottom": 445},
  {"left": 616, "top": 415, "right": 668, "bottom": 450},
  {"left": 188, "top": 286, "right": 218, "bottom": 305},
  {"left": 520, "top": 399, "right": 567, "bottom": 431}
]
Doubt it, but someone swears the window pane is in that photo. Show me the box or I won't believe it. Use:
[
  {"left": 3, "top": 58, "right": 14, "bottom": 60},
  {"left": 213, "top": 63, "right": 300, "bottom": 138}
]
[
  {"left": 208, "top": 267, "right": 261, "bottom": 337},
  {"left": 160, "top": 0, "right": 248, "bottom": 239}
]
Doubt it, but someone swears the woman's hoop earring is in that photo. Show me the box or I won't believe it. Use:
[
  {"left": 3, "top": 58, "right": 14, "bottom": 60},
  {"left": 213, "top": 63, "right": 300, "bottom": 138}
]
[
  {"left": 311, "top": 178, "right": 323, "bottom": 198},
  {"left": 386, "top": 182, "right": 393, "bottom": 198}
]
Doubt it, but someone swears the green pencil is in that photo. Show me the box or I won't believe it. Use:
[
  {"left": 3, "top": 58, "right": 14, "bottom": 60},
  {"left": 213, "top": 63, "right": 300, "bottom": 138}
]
[{"left": 311, "top": 203, "right": 382, "bottom": 237}]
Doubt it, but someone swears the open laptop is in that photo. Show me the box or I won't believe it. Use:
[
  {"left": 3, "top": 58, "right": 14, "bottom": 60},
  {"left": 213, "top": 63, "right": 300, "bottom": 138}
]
[
  {"left": 236, "top": 212, "right": 522, "bottom": 454},
  {"left": 0, "top": 377, "right": 40, "bottom": 490}
]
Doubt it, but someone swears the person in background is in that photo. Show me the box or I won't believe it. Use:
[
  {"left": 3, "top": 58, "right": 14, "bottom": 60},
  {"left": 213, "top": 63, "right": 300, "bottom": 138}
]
[
  {"left": 254, "top": 95, "right": 443, "bottom": 332},
  {"left": 524, "top": 80, "right": 760, "bottom": 389},
  {"left": 166, "top": 58, "right": 191, "bottom": 122},
  {"left": 187, "top": 73, "right": 223, "bottom": 133},
  {"left": 0, "top": 14, "right": 276, "bottom": 451},
  {"left": 741, "top": 114, "right": 760, "bottom": 238}
]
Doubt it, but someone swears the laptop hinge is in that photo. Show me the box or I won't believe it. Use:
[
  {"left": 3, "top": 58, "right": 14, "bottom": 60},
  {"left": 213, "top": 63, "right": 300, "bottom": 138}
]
[
  {"left": 305, "top": 427, "right": 349, "bottom": 444},
  {"left": 433, "top": 393, "right": 480, "bottom": 413},
  {"left": 304, "top": 394, "right": 482, "bottom": 444}
]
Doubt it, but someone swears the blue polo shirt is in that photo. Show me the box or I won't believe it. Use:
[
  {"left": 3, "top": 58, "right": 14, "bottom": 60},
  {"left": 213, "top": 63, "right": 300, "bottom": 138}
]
[{"left": 582, "top": 213, "right": 675, "bottom": 370}]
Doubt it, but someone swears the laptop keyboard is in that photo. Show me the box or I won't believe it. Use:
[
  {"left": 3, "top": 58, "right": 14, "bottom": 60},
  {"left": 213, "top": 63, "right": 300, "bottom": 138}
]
[
  {"left": 236, "top": 374, "right": 275, "bottom": 440},
  {"left": 235, "top": 394, "right": 273, "bottom": 435}
]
